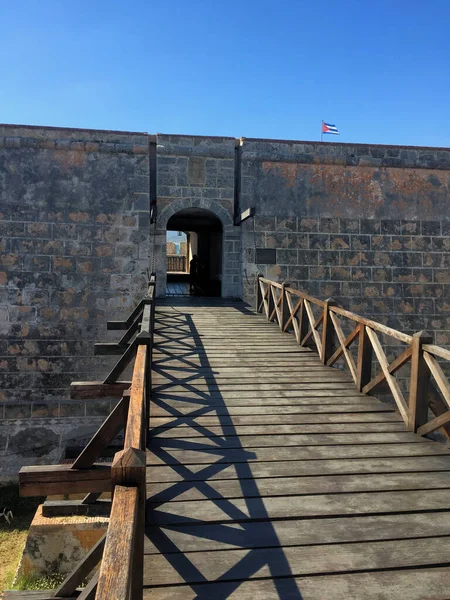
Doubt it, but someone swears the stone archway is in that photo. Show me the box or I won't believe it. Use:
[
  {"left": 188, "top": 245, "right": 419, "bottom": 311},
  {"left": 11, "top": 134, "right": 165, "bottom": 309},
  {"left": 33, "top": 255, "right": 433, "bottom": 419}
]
[{"left": 154, "top": 198, "right": 241, "bottom": 298}]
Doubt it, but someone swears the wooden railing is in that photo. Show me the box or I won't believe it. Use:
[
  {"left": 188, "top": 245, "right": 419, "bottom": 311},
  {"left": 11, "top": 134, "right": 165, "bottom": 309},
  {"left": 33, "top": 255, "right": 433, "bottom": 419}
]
[
  {"left": 257, "top": 276, "right": 450, "bottom": 439},
  {"left": 167, "top": 254, "right": 186, "bottom": 272},
  {"left": 17, "top": 274, "right": 156, "bottom": 600}
]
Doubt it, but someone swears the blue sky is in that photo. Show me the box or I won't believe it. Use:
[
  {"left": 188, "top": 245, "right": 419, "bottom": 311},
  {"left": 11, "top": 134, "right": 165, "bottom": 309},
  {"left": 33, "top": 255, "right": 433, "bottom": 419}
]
[{"left": 1, "top": 0, "right": 449, "bottom": 147}]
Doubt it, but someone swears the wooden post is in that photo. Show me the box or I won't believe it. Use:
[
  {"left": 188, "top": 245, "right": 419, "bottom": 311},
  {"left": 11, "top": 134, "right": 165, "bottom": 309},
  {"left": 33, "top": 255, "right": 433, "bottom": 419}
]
[
  {"left": 356, "top": 325, "right": 373, "bottom": 392},
  {"left": 267, "top": 282, "right": 274, "bottom": 322},
  {"left": 321, "top": 298, "right": 337, "bottom": 364},
  {"left": 280, "top": 282, "right": 290, "bottom": 332},
  {"left": 256, "top": 274, "right": 263, "bottom": 313},
  {"left": 111, "top": 448, "right": 146, "bottom": 600},
  {"left": 409, "top": 330, "right": 433, "bottom": 432},
  {"left": 299, "top": 299, "right": 308, "bottom": 345}
]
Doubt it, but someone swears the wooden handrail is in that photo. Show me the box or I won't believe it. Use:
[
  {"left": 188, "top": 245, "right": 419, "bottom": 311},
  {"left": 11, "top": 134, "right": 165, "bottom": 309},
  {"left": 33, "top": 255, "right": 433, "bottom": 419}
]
[
  {"left": 17, "top": 274, "right": 157, "bottom": 599},
  {"left": 256, "top": 275, "right": 450, "bottom": 441},
  {"left": 330, "top": 305, "right": 413, "bottom": 344},
  {"left": 124, "top": 345, "right": 147, "bottom": 451},
  {"left": 96, "top": 276, "right": 157, "bottom": 600},
  {"left": 96, "top": 486, "right": 139, "bottom": 600}
]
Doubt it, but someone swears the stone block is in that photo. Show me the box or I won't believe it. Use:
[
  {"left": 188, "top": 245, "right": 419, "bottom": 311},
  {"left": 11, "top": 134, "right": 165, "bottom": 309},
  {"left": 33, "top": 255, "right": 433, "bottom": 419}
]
[
  {"left": 256, "top": 248, "right": 277, "bottom": 265},
  {"left": 265, "top": 233, "right": 287, "bottom": 249},
  {"left": 400, "top": 220, "right": 420, "bottom": 235},
  {"left": 288, "top": 266, "right": 308, "bottom": 280},
  {"left": 421, "top": 221, "right": 442, "bottom": 236},
  {"left": 4, "top": 404, "right": 32, "bottom": 419},
  {"left": 276, "top": 217, "right": 297, "bottom": 231},
  {"left": 255, "top": 216, "right": 275, "bottom": 232},
  {"left": 330, "top": 266, "right": 351, "bottom": 281},
  {"left": 309, "top": 234, "right": 330, "bottom": 250},
  {"left": 320, "top": 218, "right": 340, "bottom": 233},
  {"left": 298, "top": 218, "right": 319, "bottom": 232},
  {"left": 360, "top": 219, "right": 381, "bottom": 235},
  {"left": 276, "top": 249, "right": 297, "bottom": 265},
  {"left": 309, "top": 266, "right": 330, "bottom": 280},
  {"left": 318, "top": 250, "right": 339, "bottom": 266},
  {"left": 188, "top": 156, "right": 205, "bottom": 185}
]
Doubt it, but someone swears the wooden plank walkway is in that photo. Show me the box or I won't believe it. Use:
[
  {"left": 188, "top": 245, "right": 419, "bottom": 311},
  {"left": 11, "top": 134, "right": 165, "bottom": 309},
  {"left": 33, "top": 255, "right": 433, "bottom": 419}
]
[{"left": 145, "top": 299, "right": 450, "bottom": 599}]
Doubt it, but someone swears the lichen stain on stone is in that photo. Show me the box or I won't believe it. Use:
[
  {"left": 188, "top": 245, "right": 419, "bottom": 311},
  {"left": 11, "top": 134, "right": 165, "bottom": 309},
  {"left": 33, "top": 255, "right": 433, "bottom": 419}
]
[
  {"left": 262, "top": 161, "right": 450, "bottom": 217},
  {"left": 53, "top": 150, "right": 87, "bottom": 170},
  {"left": 262, "top": 161, "right": 298, "bottom": 187},
  {"left": 266, "top": 264, "right": 282, "bottom": 280},
  {"left": 72, "top": 528, "right": 105, "bottom": 550}
]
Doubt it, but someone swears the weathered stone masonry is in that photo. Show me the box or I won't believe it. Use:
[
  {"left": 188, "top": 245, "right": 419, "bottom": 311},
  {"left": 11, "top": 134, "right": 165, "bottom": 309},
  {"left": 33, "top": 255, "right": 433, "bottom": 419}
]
[
  {"left": 1, "top": 125, "right": 450, "bottom": 474},
  {"left": 0, "top": 124, "right": 150, "bottom": 475},
  {"left": 240, "top": 139, "right": 450, "bottom": 346}
]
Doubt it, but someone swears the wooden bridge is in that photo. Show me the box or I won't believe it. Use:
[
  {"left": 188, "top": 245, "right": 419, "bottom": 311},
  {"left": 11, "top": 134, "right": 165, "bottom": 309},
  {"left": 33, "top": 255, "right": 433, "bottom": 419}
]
[{"left": 10, "top": 276, "right": 450, "bottom": 599}]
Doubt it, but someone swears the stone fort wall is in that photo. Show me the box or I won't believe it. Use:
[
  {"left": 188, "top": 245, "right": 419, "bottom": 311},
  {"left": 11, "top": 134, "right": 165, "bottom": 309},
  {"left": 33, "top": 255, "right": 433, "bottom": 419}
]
[
  {"left": 0, "top": 124, "right": 150, "bottom": 476},
  {"left": 240, "top": 138, "right": 450, "bottom": 344},
  {"left": 1, "top": 125, "right": 450, "bottom": 474}
]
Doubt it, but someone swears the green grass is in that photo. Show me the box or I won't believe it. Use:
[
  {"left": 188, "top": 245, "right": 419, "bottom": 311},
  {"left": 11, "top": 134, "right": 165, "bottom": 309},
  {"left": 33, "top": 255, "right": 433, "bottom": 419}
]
[
  {"left": 11, "top": 572, "right": 66, "bottom": 590},
  {"left": 0, "top": 482, "right": 43, "bottom": 593}
]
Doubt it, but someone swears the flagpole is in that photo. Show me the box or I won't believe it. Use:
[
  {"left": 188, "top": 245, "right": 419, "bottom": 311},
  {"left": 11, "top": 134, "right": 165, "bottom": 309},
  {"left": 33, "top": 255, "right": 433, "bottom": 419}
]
[{"left": 321, "top": 120, "right": 323, "bottom": 143}]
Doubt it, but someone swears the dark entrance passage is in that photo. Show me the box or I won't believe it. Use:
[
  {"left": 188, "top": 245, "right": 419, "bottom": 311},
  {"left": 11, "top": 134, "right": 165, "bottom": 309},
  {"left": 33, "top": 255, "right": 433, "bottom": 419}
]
[{"left": 166, "top": 208, "right": 223, "bottom": 297}]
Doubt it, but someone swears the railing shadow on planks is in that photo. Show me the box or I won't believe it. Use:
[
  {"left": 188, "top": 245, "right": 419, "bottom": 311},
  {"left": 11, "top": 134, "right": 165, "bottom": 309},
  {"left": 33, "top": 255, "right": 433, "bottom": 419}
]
[
  {"left": 257, "top": 275, "right": 450, "bottom": 440},
  {"left": 15, "top": 274, "right": 157, "bottom": 600}
]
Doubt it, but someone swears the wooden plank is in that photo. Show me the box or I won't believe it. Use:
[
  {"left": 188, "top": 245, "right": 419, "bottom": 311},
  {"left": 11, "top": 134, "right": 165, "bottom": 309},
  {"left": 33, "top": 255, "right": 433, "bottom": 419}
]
[
  {"left": 362, "top": 347, "right": 412, "bottom": 395},
  {"left": 365, "top": 327, "right": 409, "bottom": 423},
  {"left": 70, "top": 381, "right": 131, "bottom": 400},
  {"left": 3, "top": 594, "right": 76, "bottom": 599},
  {"left": 153, "top": 390, "right": 366, "bottom": 401},
  {"left": 72, "top": 395, "right": 129, "bottom": 469},
  {"left": 125, "top": 345, "right": 147, "bottom": 450},
  {"left": 42, "top": 499, "right": 111, "bottom": 517},
  {"left": 427, "top": 382, "right": 450, "bottom": 440},
  {"left": 146, "top": 443, "right": 449, "bottom": 466},
  {"left": 150, "top": 402, "right": 395, "bottom": 416},
  {"left": 148, "top": 471, "right": 450, "bottom": 502},
  {"left": 284, "top": 285, "right": 325, "bottom": 307},
  {"left": 94, "top": 343, "right": 128, "bottom": 355},
  {"left": 152, "top": 366, "right": 336, "bottom": 375},
  {"left": 408, "top": 332, "right": 433, "bottom": 432},
  {"left": 142, "top": 537, "right": 450, "bottom": 586},
  {"left": 331, "top": 305, "right": 413, "bottom": 344},
  {"left": 148, "top": 488, "right": 450, "bottom": 524},
  {"left": 19, "top": 464, "right": 111, "bottom": 497},
  {"left": 147, "top": 455, "right": 450, "bottom": 481},
  {"left": 76, "top": 571, "right": 99, "bottom": 600},
  {"left": 150, "top": 413, "right": 403, "bottom": 427},
  {"left": 152, "top": 378, "right": 359, "bottom": 388},
  {"left": 418, "top": 410, "right": 450, "bottom": 436},
  {"left": 151, "top": 422, "right": 407, "bottom": 438},
  {"left": 56, "top": 534, "right": 105, "bottom": 596},
  {"left": 103, "top": 342, "right": 138, "bottom": 385},
  {"left": 423, "top": 343, "right": 450, "bottom": 362},
  {"left": 329, "top": 312, "right": 357, "bottom": 381},
  {"left": 144, "top": 511, "right": 450, "bottom": 554},
  {"left": 150, "top": 432, "right": 424, "bottom": 449},
  {"left": 423, "top": 351, "right": 450, "bottom": 407},
  {"left": 326, "top": 324, "right": 360, "bottom": 368},
  {"left": 152, "top": 382, "right": 357, "bottom": 393},
  {"left": 283, "top": 293, "right": 302, "bottom": 340},
  {"left": 96, "top": 486, "right": 138, "bottom": 600},
  {"left": 140, "top": 567, "right": 450, "bottom": 600}
]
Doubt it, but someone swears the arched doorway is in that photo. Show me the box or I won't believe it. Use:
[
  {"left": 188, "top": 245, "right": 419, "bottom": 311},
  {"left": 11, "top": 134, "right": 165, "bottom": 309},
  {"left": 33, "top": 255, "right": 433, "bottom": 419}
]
[
  {"left": 155, "top": 198, "right": 241, "bottom": 298},
  {"left": 166, "top": 208, "right": 223, "bottom": 297}
]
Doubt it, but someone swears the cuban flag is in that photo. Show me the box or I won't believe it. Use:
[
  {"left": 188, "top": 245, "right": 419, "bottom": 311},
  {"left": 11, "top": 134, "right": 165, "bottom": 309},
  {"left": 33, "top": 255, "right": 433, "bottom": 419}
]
[{"left": 322, "top": 121, "right": 339, "bottom": 135}]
